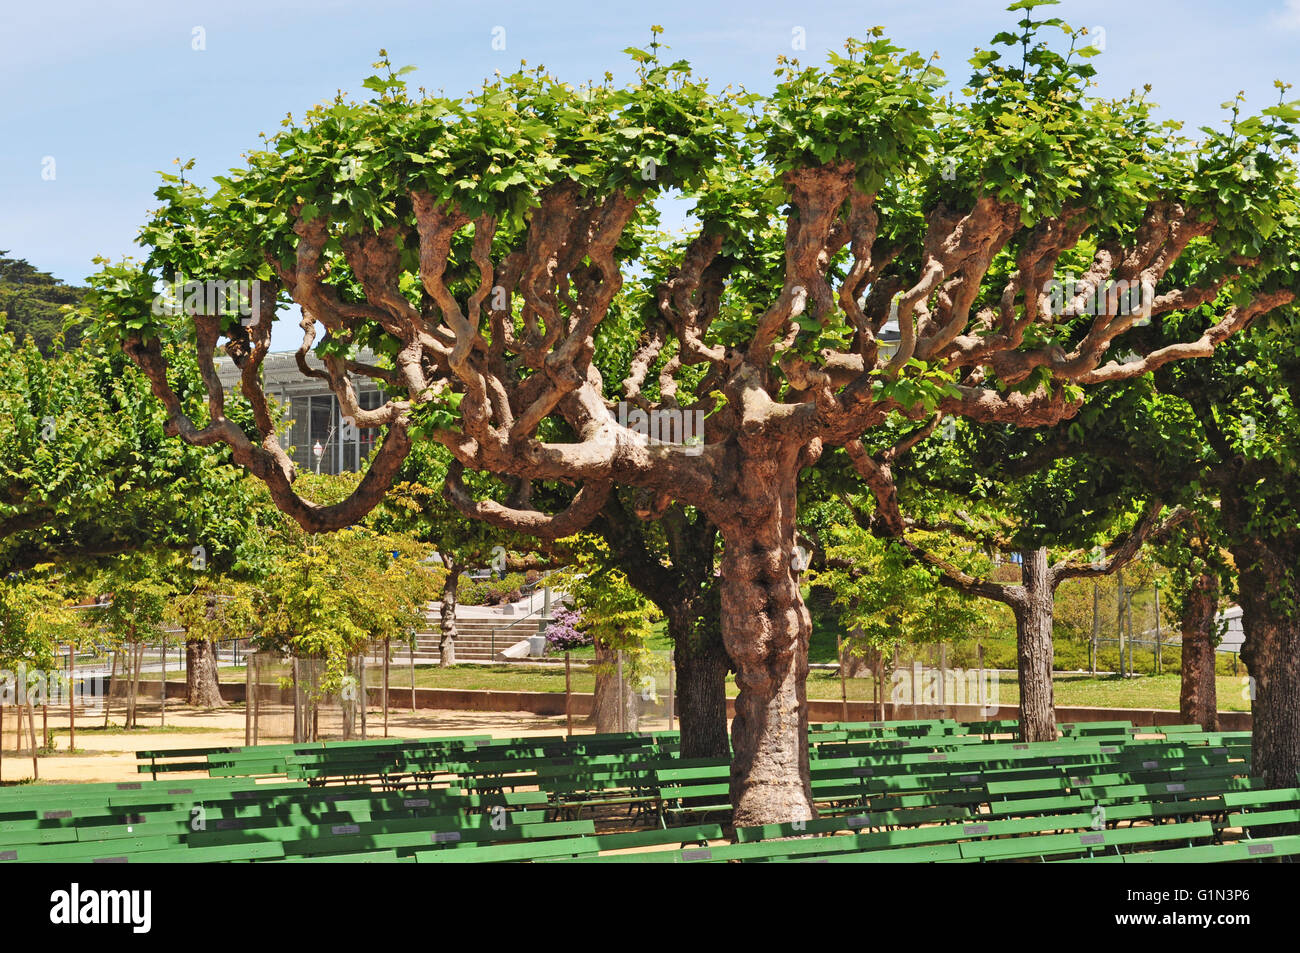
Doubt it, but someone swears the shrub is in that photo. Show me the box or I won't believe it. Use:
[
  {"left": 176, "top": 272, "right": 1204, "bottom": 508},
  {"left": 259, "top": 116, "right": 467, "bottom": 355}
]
[{"left": 545, "top": 607, "right": 590, "bottom": 651}]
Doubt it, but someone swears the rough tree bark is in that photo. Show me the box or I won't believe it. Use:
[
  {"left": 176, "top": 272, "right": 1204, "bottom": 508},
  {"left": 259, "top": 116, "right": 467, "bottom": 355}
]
[
  {"left": 439, "top": 562, "right": 459, "bottom": 668},
  {"left": 589, "top": 638, "right": 638, "bottom": 733},
  {"left": 1237, "top": 558, "right": 1300, "bottom": 788},
  {"left": 717, "top": 456, "right": 815, "bottom": 827},
  {"left": 1178, "top": 571, "right": 1220, "bottom": 731},
  {"left": 1015, "top": 548, "right": 1056, "bottom": 742},
  {"left": 594, "top": 499, "right": 732, "bottom": 759},
  {"left": 670, "top": 618, "right": 731, "bottom": 760},
  {"left": 185, "top": 639, "right": 226, "bottom": 708}
]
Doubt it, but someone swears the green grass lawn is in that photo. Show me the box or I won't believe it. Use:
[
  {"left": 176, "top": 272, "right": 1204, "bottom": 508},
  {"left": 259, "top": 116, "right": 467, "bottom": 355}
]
[{"left": 217, "top": 663, "right": 1250, "bottom": 712}]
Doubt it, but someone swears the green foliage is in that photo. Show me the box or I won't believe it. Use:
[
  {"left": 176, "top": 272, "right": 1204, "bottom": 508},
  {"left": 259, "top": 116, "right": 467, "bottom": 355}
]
[
  {"left": 761, "top": 31, "right": 942, "bottom": 192},
  {"left": 0, "top": 254, "right": 85, "bottom": 354},
  {"left": 457, "top": 572, "right": 525, "bottom": 607},
  {"left": 812, "top": 524, "right": 993, "bottom": 653},
  {"left": 92, "top": 553, "right": 184, "bottom": 647},
  {"left": 255, "top": 529, "right": 439, "bottom": 692},
  {"left": 0, "top": 578, "right": 81, "bottom": 671},
  {"left": 554, "top": 535, "right": 661, "bottom": 675},
  {"left": 0, "top": 330, "right": 255, "bottom": 576}
]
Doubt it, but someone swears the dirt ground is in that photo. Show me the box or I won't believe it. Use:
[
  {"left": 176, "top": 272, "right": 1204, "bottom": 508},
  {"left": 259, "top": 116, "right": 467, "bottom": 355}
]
[{"left": 0, "top": 698, "right": 609, "bottom": 785}]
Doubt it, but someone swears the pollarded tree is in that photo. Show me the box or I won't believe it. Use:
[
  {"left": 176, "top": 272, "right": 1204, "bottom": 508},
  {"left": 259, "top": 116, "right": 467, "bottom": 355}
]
[
  {"left": 1003, "top": 310, "right": 1300, "bottom": 781},
  {"left": 91, "top": 12, "right": 1300, "bottom": 823},
  {"left": 853, "top": 413, "right": 1190, "bottom": 741},
  {"left": 1147, "top": 507, "right": 1233, "bottom": 730}
]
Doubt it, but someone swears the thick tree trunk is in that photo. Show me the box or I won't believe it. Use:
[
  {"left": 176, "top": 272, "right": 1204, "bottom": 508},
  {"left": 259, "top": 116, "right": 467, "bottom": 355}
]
[
  {"left": 186, "top": 639, "right": 226, "bottom": 708},
  {"left": 670, "top": 619, "right": 731, "bottom": 760},
  {"left": 1015, "top": 548, "right": 1056, "bottom": 743},
  {"left": 590, "top": 638, "right": 638, "bottom": 733},
  {"left": 1179, "top": 572, "right": 1220, "bottom": 730},
  {"left": 439, "top": 569, "right": 458, "bottom": 668},
  {"left": 839, "top": 629, "right": 872, "bottom": 678},
  {"left": 1238, "top": 570, "right": 1300, "bottom": 788},
  {"left": 718, "top": 463, "right": 814, "bottom": 828}
]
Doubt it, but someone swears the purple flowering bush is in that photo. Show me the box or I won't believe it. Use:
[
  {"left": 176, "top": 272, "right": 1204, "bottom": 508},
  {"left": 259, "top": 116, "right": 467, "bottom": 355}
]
[{"left": 544, "top": 606, "right": 590, "bottom": 651}]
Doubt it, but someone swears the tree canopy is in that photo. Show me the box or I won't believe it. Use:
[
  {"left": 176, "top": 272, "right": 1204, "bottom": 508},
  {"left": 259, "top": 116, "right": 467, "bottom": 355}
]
[{"left": 85, "top": 7, "right": 1300, "bottom": 824}]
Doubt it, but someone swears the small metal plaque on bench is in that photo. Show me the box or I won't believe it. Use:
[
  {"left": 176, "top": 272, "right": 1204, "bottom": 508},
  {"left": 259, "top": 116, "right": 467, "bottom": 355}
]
[
  {"left": 1214, "top": 747, "right": 1228, "bottom": 753},
  {"left": 432, "top": 831, "right": 461, "bottom": 844},
  {"left": 217, "top": 819, "right": 249, "bottom": 830},
  {"left": 331, "top": 824, "right": 360, "bottom": 835},
  {"left": 1047, "top": 757, "right": 1064, "bottom": 765},
  {"left": 232, "top": 791, "right": 260, "bottom": 800},
  {"left": 1143, "top": 760, "right": 1159, "bottom": 769},
  {"left": 43, "top": 810, "right": 72, "bottom": 819},
  {"left": 0, "top": 851, "right": 17, "bottom": 862},
  {"left": 963, "top": 824, "right": 989, "bottom": 835},
  {"left": 1165, "top": 783, "right": 1186, "bottom": 793},
  {"left": 115, "top": 783, "right": 141, "bottom": 791},
  {"left": 959, "top": 774, "right": 980, "bottom": 783},
  {"left": 681, "top": 848, "right": 712, "bottom": 861},
  {"left": 93, "top": 857, "right": 128, "bottom": 863},
  {"left": 1248, "top": 843, "right": 1275, "bottom": 856},
  {"left": 404, "top": 798, "right": 430, "bottom": 808},
  {"left": 869, "top": 722, "right": 886, "bottom": 728},
  {"left": 846, "top": 815, "right": 872, "bottom": 829},
  {"left": 927, "top": 754, "right": 947, "bottom": 761},
  {"left": 167, "top": 788, "right": 193, "bottom": 795},
  {"left": 1101, "top": 746, "right": 1119, "bottom": 753},
  {"left": 1013, "top": 744, "right": 1029, "bottom": 751},
  {"left": 1079, "top": 833, "right": 1105, "bottom": 845},
  {"left": 853, "top": 767, "right": 874, "bottom": 777}
]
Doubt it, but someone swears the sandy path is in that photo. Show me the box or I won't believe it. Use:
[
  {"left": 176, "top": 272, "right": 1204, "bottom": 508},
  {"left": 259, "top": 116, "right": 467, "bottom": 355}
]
[{"left": 0, "top": 700, "right": 604, "bottom": 785}]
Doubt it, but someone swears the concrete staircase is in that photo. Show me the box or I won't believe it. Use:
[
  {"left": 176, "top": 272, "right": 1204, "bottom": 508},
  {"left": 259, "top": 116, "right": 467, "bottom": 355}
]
[{"left": 410, "top": 615, "right": 545, "bottom": 663}]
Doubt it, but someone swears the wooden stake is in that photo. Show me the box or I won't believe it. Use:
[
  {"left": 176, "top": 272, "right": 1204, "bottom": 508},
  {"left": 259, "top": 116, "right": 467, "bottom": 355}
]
[
  {"left": 160, "top": 638, "right": 166, "bottom": 727},
  {"left": 105, "top": 649, "right": 117, "bottom": 728},
  {"left": 244, "top": 652, "right": 252, "bottom": 746},
  {"left": 838, "top": 635, "right": 849, "bottom": 723},
  {"left": 383, "top": 637, "right": 390, "bottom": 738},
  {"left": 564, "top": 651, "right": 573, "bottom": 739},
  {"left": 667, "top": 649, "right": 675, "bottom": 732},
  {"left": 68, "top": 644, "right": 76, "bottom": 751},
  {"left": 27, "top": 698, "right": 38, "bottom": 780}
]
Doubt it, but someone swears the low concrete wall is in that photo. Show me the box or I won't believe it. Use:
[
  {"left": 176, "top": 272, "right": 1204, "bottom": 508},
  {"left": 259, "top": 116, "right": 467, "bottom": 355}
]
[{"left": 137, "top": 679, "right": 1251, "bottom": 729}]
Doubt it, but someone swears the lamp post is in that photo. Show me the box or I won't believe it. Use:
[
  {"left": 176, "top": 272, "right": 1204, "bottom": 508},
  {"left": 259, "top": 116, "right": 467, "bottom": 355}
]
[{"left": 312, "top": 440, "right": 324, "bottom": 474}]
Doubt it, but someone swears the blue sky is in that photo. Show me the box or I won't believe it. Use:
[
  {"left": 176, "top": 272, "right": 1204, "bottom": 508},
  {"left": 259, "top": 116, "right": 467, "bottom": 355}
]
[{"left": 4, "top": 0, "right": 1299, "bottom": 350}]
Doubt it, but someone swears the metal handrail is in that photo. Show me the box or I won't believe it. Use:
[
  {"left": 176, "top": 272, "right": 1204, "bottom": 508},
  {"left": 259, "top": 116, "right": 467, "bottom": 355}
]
[{"left": 421, "top": 585, "right": 561, "bottom": 660}]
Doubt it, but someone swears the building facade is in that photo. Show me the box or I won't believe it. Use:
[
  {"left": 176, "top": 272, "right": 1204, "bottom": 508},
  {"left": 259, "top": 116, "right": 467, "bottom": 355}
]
[{"left": 216, "top": 350, "right": 385, "bottom": 475}]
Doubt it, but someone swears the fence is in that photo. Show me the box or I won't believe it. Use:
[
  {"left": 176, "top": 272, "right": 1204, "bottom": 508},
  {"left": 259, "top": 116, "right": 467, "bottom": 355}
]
[{"left": 245, "top": 651, "right": 377, "bottom": 744}]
